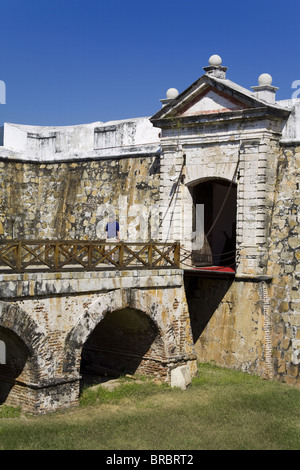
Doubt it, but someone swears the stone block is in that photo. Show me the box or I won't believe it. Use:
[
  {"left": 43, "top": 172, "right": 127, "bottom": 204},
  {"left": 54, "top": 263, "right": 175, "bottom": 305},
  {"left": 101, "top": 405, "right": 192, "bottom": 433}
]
[{"left": 170, "top": 365, "right": 191, "bottom": 390}]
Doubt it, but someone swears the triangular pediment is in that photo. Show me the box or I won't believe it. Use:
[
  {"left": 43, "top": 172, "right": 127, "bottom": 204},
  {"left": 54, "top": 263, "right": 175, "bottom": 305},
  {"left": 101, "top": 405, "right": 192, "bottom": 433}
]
[
  {"left": 176, "top": 85, "right": 248, "bottom": 117},
  {"left": 150, "top": 73, "right": 288, "bottom": 125}
]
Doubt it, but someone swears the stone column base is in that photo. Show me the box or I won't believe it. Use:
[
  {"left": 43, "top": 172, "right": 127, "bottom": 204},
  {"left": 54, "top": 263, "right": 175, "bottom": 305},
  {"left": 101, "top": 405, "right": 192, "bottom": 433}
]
[{"left": 5, "top": 377, "right": 80, "bottom": 414}]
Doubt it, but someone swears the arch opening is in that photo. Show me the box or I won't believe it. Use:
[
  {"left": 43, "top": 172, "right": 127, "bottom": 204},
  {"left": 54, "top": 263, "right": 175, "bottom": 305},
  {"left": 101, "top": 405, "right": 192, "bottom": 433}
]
[
  {"left": 189, "top": 179, "right": 237, "bottom": 268},
  {"left": 0, "top": 327, "right": 30, "bottom": 404},
  {"left": 80, "top": 308, "right": 166, "bottom": 388}
]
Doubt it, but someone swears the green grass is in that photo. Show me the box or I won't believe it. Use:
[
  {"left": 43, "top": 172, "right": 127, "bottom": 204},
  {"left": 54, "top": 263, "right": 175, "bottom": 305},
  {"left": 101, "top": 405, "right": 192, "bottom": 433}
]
[
  {"left": 0, "top": 405, "right": 21, "bottom": 419},
  {"left": 79, "top": 376, "right": 171, "bottom": 407},
  {"left": 0, "top": 364, "right": 300, "bottom": 450}
]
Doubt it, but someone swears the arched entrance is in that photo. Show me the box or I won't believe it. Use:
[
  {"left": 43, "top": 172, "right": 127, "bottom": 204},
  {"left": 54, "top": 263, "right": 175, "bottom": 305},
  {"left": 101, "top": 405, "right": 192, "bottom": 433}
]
[
  {"left": 0, "top": 326, "right": 30, "bottom": 404},
  {"left": 189, "top": 178, "right": 237, "bottom": 268},
  {"left": 80, "top": 307, "right": 166, "bottom": 386}
]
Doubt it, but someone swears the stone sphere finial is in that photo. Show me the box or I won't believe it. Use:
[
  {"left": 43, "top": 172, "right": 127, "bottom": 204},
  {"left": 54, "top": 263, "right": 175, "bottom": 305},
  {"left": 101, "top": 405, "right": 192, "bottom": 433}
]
[
  {"left": 258, "top": 73, "right": 273, "bottom": 86},
  {"left": 208, "top": 54, "right": 222, "bottom": 66},
  {"left": 166, "top": 88, "right": 179, "bottom": 99}
]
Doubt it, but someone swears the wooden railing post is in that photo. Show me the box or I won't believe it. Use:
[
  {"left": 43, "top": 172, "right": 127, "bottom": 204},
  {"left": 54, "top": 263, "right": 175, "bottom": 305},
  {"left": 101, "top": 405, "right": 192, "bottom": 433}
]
[
  {"left": 54, "top": 242, "right": 59, "bottom": 271},
  {"left": 119, "top": 241, "right": 124, "bottom": 269},
  {"left": 148, "top": 240, "right": 153, "bottom": 268},
  {"left": 174, "top": 242, "right": 180, "bottom": 267},
  {"left": 16, "top": 240, "right": 22, "bottom": 271},
  {"left": 88, "top": 242, "right": 92, "bottom": 270}
]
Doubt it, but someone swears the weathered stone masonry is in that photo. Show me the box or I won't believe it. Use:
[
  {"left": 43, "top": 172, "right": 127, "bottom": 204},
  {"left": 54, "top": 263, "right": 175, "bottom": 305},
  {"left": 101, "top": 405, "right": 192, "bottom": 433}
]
[
  {"left": 0, "top": 118, "right": 198, "bottom": 413},
  {"left": 0, "top": 56, "right": 299, "bottom": 413},
  {"left": 267, "top": 144, "right": 300, "bottom": 384},
  {"left": 150, "top": 58, "right": 299, "bottom": 385},
  {"left": 0, "top": 156, "right": 160, "bottom": 241},
  {"left": 0, "top": 270, "right": 197, "bottom": 413}
]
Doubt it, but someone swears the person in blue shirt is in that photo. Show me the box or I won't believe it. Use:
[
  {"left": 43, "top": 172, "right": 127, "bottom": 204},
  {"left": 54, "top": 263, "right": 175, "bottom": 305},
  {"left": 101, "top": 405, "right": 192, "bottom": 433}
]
[
  {"left": 105, "top": 214, "right": 120, "bottom": 242},
  {"left": 105, "top": 215, "right": 120, "bottom": 263}
]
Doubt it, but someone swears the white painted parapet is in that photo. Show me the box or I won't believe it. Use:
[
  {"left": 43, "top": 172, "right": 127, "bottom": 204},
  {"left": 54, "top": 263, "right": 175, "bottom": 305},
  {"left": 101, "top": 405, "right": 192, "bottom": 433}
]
[{"left": 1, "top": 117, "right": 160, "bottom": 161}]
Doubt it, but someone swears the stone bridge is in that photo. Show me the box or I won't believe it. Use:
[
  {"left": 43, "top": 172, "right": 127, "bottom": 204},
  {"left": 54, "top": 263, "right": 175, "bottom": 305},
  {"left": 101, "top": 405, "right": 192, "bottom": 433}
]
[{"left": 0, "top": 265, "right": 197, "bottom": 413}]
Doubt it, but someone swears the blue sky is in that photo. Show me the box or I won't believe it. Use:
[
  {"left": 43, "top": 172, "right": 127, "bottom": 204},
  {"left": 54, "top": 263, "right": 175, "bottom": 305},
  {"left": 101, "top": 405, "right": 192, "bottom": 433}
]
[{"left": 0, "top": 0, "right": 300, "bottom": 127}]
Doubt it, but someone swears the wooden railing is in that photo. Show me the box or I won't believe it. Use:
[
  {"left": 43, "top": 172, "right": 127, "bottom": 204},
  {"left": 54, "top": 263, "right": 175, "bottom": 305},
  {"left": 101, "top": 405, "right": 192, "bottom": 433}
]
[{"left": 0, "top": 240, "right": 180, "bottom": 273}]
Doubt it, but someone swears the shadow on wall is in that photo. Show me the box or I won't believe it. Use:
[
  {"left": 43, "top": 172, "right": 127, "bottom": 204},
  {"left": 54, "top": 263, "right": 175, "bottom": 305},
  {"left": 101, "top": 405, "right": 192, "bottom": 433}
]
[
  {"left": 0, "top": 127, "right": 3, "bottom": 146},
  {"left": 184, "top": 274, "right": 234, "bottom": 343},
  {"left": 80, "top": 308, "right": 165, "bottom": 388},
  {"left": 0, "top": 327, "right": 29, "bottom": 404}
]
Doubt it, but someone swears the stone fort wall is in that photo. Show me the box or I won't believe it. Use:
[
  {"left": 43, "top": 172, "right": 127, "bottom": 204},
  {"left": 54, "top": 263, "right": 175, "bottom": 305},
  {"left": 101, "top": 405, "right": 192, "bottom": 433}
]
[
  {"left": 0, "top": 58, "right": 299, "bottom": 412},
  {"left": 0, "top": 140, "right": 299, "bottom": 391},
  {"left": 267, "top": 144, "right": 300, "bottom": 384},
  {"left": 0, "top": 155, "right": 160, "bottom": 241},
  {"left": 185, "top": 143, "right": 300, "bottom": 385}
]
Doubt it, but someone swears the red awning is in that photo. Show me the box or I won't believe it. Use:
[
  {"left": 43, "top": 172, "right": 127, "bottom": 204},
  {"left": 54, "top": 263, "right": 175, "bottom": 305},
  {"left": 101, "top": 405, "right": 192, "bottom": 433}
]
[
  {"left": 193, "top": 266, "right": 235, "bottom": 273},
  {"left": 184, "top": 266, "right": 235, "bottom": 278}
]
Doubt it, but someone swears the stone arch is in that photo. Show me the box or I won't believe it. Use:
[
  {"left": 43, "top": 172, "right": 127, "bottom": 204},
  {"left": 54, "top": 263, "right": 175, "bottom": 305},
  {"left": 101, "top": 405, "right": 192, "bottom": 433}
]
[
  {"left": 80, "top": 306, "right": 165, "bottom": 382},
  {"left": 0, "top": 302, "right": 52, "bottom": 381},
  {"left": 0, "top": 302, "right": 48, "bottom": 358},
  {"left": 63, "top": 288, "right": 179, "bottom": 380},
  {"left": 183, "top": 141, "right": 238, "bottom": 195},
  {"left": 0, "top": 325, "right": 30, "bottom": 404},
  {"left": 0, "top": 302, "right": 53, "bottom": 405},
  {"left": 186, "top": 175, "right": 235, "bottom": 188},
  {"left": 63, "top": 289, "right": 129, "bottom": 373}
]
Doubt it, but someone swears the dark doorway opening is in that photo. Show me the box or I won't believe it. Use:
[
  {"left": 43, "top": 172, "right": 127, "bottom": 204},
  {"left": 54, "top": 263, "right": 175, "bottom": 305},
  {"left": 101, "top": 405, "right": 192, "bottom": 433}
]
[
  {"left": 0, "top": 327, "right": 29, "bottom": 404},
  {"left": 80, "top": 308, "right": 166, "bottom": 389},
  {"left": 190, "top": 179, "right": 237, "bottom": 268}
]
